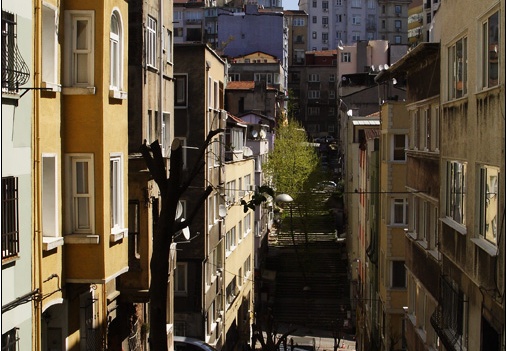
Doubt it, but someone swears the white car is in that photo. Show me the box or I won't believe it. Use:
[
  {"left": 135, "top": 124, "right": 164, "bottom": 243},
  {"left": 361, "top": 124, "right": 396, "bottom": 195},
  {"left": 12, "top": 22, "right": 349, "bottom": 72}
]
[{"left": 174, "top": 336, "right": 219, "bottom": 351}]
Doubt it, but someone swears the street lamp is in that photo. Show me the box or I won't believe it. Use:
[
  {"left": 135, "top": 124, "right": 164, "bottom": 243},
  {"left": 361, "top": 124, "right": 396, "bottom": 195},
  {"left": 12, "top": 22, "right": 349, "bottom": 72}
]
[{"left": 274, "top": 194, "right": 309, "bottom": 286}]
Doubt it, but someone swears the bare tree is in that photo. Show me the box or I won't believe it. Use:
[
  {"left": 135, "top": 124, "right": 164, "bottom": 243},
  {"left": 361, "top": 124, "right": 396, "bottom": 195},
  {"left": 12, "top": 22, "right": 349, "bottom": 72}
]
[{"left": 140, "top": 129, "right": 221, "bottom": 351}]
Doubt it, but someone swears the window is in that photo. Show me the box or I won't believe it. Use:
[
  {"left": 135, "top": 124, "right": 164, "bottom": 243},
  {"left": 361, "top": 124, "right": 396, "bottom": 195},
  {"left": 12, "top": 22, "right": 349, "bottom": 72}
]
[
  {"left": 2, "top": 177, "right": 19, "bottom": 259},
  {"left": 79, "top": 289, "right": 98, "bottom": 350},
  {"left": 392, "top": 198, "right": 408, "bottom": 225},
  {"left": 392, "top": 134, "right": 406, "bottom": 161},
  {"left": 329, "top": 74, "right": 335, "bottom": 82},
  {"left": 175, "top": 262, "right": 188, "bottom": 294},
  {"left": 341, "top": 52, "right": 351, "bottom": 62},
  {"left": 446, "top": 161, "right": 466, "bottom": 225},
  {"left": 478, "top": 165, "right": 499, "bottom": 244},
  {"left": 226, "top": 227, "right": 236, "bottom": 252},
  {"left": 66, "top": 154, "right": 95, "bottom": 234},
  {"left": 110, "top": 154, "right": 124, "bottom": 233},
  {"left": 166, "top": 29, "right": 173, "bottom": 63},
  {"left": 395, "top": 20, "right": 401, "bottom": 29},
  {"left": 244, "top": 213, "right": 252, "bottom": 234},
  {"left": 312, "top": 0, "right": 317, "bottom": 7},
  {"left": 146, "top": 15, "right": 157, "bottom": 68},
  {"left": 226, "top": 180, "right": 236, "bottom": 204},
  {"left": 395, "top": 5, "right": 401, "bottom": 14},
  {"left": 42, "top": 155, "right": 59, "bottom": 238},
  {"left": 312, "top": 16, "right": 317, "bottom": 24},
  {"left": 228, "top": 73, "right": 240, "bottom": 81},
  {"left": 293, "top": 18, "right": 305, "bottom": 26},
  {"left": 394, "top": 35, "right": 401, "bottom": 44},
  {"left": 322, "top": 1, "right": 329, "bottom": 9},
  {"left": 308, "top": 90, "right": 320, "bottom": 99},
  {"left": 308, "top": 73, "right": 320, "bottom": 82},
  {"left": 128, "top": 200, "right": 141, "bottom": 266},
  {"left": 174, "top": 74, "right": 187, "bottom": 107},
  {"left": 351, "top": 0, "right": 361, "bottom": 7},
  {"left": 110, "top": 11, "right": 123, "bottom": 91},
  {"left": 42, "top": 4, "right": 58, "bottom": 86},
  {"left": 352, "top": 32, "right": 361, "bottom": 41},
  {"left": 329, "top": 91, "right": 335, "bottom": 99},
  {"left": 336, "top": 0, "right": 342, "bottom": 5},
  {"left": 391, "top": 260, "right": 406, "bottom": 288},
  {"left": 352, "top": 15, "right": 361, "bottom": 25},
  {"left": 322, "top": 33, "right": 329, "bottom": 41},
  {"left": 448, "top": 36, "right": 467, "bottom": 99},
  {"left": 65, "top": 11, "right": 94, "bottom": 87},
  {"left": 481, "top": 11, "right": 499, "bottom": 88},
  {"left": 367, "top": 0, "right": 375, "bottom": 9},
  {"left": 308, "top": 107, "right": 320, "bottom": 115},
  {"left": 322, "top": 17, "right": 328, "bottom": 25},
  {"left": 254, "top": 73, "right": 272, "bottom": 84},
  {"left": 2, "top": 328, "right": 19, "bottom": 351},
  {"left": 312, "top": 31, "right": 317, "bottom": 39}
]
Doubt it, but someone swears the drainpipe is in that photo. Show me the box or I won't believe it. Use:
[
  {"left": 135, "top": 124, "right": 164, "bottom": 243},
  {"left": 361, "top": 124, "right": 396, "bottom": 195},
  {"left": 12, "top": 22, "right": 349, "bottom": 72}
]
[
  {"left": 159, "top": 0, "right": 165, "bottom": 156},
  {"left": 33, "top": 2, "right": 43, "bottom": 351}
]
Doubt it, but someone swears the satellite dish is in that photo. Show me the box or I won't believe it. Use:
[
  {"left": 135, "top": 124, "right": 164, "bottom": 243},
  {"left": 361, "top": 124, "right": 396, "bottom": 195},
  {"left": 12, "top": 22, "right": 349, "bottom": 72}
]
[
  {"left": 251, "top": 129, "right": 259, "bottom": 138},
  {"left": 259, "top": 129, "right": 266, "bottom": 139},
  {"left": 178, "top": 218, "right": 190, "bottom": 240},
  {"left": 371, "top": 65, "right": 375, "bottom": 71},
  {"left": 243, "top": 146, "right": 253, "bottom": 157},
  {"left": 378, "top": 65, "right": 383, "bottom": 71},
  {"left": 219, "top": 204, "right": 227, "bottom": 218},
  {"left": 175, "top": 201, "right": 183, "bottom": 219},
  {"left": 182, "top": 227, "right": 190, "bottom": 240},
  {"left": 384, "top": 64, "right": 389, "bottom": 70},
  {"left": 392, "top": 78, "right": 397, "bottom": 85},
  {"left": 347, "top": 109, "right": 353, "bottom": 117}
]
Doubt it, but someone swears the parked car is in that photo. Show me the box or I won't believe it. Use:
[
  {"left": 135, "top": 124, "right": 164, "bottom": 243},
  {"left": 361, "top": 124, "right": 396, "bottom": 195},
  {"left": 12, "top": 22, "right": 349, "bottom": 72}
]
[{"left": 174, "top": 336, "right": 219, "bottom": 351}]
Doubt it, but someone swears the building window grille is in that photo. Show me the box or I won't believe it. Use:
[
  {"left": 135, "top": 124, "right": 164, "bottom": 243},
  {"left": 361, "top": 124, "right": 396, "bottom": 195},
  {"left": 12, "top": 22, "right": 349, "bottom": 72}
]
[
  {"left": 1, "top": 11, "right": 29, "bottom": 92},
  {"left": 2, "top": 177, "right": 19, "bottom": 260}
]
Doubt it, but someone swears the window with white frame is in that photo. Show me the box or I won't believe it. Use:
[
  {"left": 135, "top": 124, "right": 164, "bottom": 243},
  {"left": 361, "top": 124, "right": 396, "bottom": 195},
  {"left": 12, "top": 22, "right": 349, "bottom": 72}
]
[
  {"left": 336, "top": 0, "right": 342, "bottom": 5},
  {"left": 42, "top": 155, "right": 59, "bottom": 238},
  {"left": 322, "top": 16, "right": 329, "bottom": 25},
  {"left": 146, "top": 15, "right": 157, "bottom": 68},
  {"left": 238, "top": 220, "right": 243, "bottom": 241},
  {"left": 367, "top": 0, "right": 375, "bottom": 8},
  {"left": 226, "top": 180, "right": 236, "bottom": 204},
  {"left": 308, "top": 107, "right": 320, "bottom": 115},
  {"left": 166, "top": 29, "right": 173, "bottom": 63},
  {"left": 228, "top": 73, "right": 240, "bottom": 81},
  {"left": 174, "top": 75, "right": 187, "bottom": 107},
  {"left": 42, "top": 3, "right": 58, "bottom": 86},
  {"left": 341, "top": 52, "right": 351, "bottom": 62},
  {"left": 392, "top": 134, "right": 406, "bottom": 161},
  {"left": 245, "top": 212, "right": 252, "bottom": 234},
  {"left": 312, "top": 16, "right": 317, "bottom": 24},
  {"left": 226, "top": 227, "right": 236, "bottom": 252},
  {"left": 254, "top": 73, "right": 273, "bottom": 84},
  {"left": 293, "top": 18, "right": 305, "bottom": 26},
  {"left": 391, "top": 260, "right": 406, "bottom": 288},
  {"left": 308, "top": 90, "right": 320, "bottom": 99},
  {"left": 110, "top": 11, "right": 123, "bottom": 91},
  {"left": 243, "top": 255, "right": 251, "bottom": 280},
  {"left": 308, "top": 73, "right": 320, "bottom": 82},
  {"left": 481, "top": 11, "right": 499, "bottom": 89},
  {"left": 478, "top": 165, "right": 499, "bottom": 244},
  {"left": 243, "top": 174, "right": 251, "bottom": 192},
  {"left": 231, "top": 129, "right": 244, "bottom": 152},
  {"left": 175, "top": 262, "right": 188, "bottom": 295},
  {"left": 110, "top": 154, "right": 124, "bottom": 233},
  {"left": 329, "top": 90, "right": 335, "bottom": 99},
  {"left": 351, "top": 0, "right": 361, "bottom": 7},
  {"left": 423, "top": 109, "right": 430, "bottom": 150},
  {"left": 352, "top": 32, "right": 360, "bottom": 41},
  {"left": 174, "top": 11, "right": 183, "bottom": 21},
  {"left": 448, "top": 36, "right": 467, "bottom": 99},
  {"left": 66, "top": 154, "right": 95, "bottom": 234},
  {"left": 352, "top": 15, "right": 361, "bottom": 25},
  {"left": 392, "top": 198, "right": 408, "bottom": 225},
  {"left": 65, "top": 11, "right": 94, "bottom": 87},
  {"left": 446, "top": 161, "right": 466, "bottom": 225}
]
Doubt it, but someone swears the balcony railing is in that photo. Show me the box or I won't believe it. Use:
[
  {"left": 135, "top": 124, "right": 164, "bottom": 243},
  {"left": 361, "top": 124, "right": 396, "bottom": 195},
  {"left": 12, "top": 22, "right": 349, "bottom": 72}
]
[{"left": 1, "top": 11, "right": 30, "bottom": 92}]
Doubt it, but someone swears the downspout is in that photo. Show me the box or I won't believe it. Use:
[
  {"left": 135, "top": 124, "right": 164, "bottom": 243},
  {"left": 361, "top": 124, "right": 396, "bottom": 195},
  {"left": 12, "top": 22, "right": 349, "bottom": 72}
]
[
  {"left": 33, "top": 2, "right": 43, "bottom": 351},
  {"left": 159, "top": 0, "right": 165, "bottom": 156}
]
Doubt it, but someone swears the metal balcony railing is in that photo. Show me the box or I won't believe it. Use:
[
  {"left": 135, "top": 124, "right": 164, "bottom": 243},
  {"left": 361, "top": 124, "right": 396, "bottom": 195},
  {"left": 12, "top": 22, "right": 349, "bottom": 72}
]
[{"left": 1, "top": 11, "right": 30, "bottom": 92}]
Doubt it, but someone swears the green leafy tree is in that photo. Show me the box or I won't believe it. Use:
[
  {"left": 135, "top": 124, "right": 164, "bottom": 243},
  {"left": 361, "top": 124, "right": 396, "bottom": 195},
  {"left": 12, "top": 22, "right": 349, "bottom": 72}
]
[{"left": 263, "top": 118, "right": 319, "bottom": 200}]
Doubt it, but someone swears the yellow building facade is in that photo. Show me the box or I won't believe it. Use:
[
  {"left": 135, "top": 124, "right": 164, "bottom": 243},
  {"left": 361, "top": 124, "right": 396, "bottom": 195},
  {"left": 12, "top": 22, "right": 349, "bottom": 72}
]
[{"left": 33, "top": 0, "right": 130, "bottom": 349}]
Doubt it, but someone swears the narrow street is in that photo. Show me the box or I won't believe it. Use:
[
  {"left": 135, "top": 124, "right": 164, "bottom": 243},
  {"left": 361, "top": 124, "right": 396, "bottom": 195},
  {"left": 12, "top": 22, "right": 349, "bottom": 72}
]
[{"left": 262, "top": 191, "right": 354, "bottom": 346}]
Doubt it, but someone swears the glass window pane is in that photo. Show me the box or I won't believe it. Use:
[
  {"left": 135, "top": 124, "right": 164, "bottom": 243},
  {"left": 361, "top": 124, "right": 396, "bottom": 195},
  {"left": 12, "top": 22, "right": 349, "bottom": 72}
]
[
  {"left": 76, "top": 20, "right": 88, "bottom": 50},
  {"left": 76, "top": 54, "right": 89, "bottom": 83},
  {"left": 76, "top": 162, "right": 89, "bottom": 194},
  {"left": 77, "top": 197, "right": 90, "bottom": 228}
]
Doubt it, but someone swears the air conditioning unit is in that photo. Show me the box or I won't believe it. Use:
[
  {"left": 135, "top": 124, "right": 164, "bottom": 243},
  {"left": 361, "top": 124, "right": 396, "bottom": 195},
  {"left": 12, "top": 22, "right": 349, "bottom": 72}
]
[
  {"left": 323, "top": 39, "right": 328, "bottom": 44},
  {"left": 323, "top": 7, "right": 328, "bottom": 12},
  {"left": 323, "top": 24, "right": 328, "bottom": 28}
]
